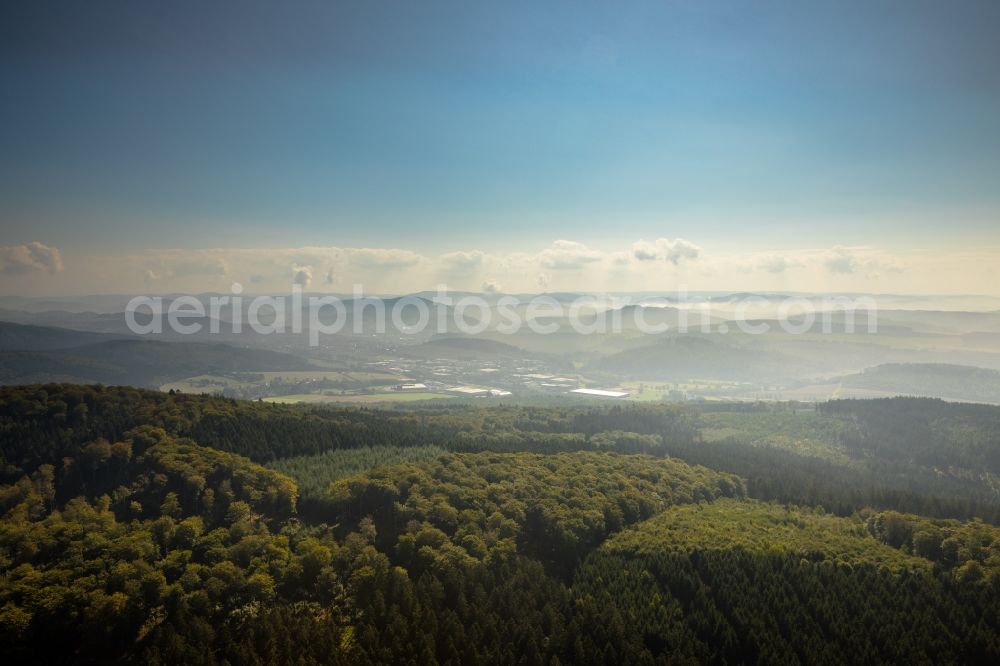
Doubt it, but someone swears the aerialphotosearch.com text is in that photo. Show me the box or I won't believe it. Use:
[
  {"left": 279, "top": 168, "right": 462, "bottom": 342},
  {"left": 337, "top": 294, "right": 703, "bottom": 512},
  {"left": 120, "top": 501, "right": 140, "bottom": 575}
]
[{"left": 125, "top": 284, "right": 878, "bottom": 346}]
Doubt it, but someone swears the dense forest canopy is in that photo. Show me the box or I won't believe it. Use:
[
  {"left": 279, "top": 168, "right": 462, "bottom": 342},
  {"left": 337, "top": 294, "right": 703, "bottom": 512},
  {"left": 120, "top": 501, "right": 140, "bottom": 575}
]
[{"left": 2, "top": 384, "right": 1000, "bottom": 663}]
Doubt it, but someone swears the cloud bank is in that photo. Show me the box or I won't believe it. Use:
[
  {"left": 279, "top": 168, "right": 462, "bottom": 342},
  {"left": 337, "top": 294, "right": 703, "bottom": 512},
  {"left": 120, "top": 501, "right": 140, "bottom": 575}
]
[
  {"left": 0, "top": 242, "right": 64, "bottom": 275},
  {"left": 1, "top": 239, "right": 990, "bottom": 296},
  {"left": 631, "top": 238, "right": 701, "bottom": 264}
]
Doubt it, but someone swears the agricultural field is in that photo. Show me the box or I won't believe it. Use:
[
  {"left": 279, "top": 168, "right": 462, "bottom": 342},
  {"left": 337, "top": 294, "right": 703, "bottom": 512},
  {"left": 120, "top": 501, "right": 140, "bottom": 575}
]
[
  {"left": 620, "top": 378, "right": 753, "bottom": 401},
  {"left": 160, "top": 369, "right": 408, "bottom": 399},
  {"left": 256, "top": 370, "right": 405, "bottom": 383},
  {"left": 159, "top": 374, "right": 260, "bottom": 394},
  {"left": 775, "top": 382, "right": 907, "bottom": 402},
  {"left": 263, "top": 391, "right": 454, "bottom": 404}
]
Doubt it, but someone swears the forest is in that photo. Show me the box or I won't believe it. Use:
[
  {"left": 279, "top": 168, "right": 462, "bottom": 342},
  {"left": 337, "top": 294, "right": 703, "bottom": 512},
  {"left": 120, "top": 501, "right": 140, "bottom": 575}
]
[{"left": 1, "top": 384, "right": 1000, "bottom": 663}]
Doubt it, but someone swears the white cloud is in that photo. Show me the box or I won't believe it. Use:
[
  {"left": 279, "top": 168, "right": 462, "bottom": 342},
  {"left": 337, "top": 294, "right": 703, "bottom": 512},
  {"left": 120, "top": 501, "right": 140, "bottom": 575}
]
[
  {"left": 631, "top": 238, "right": 700, "bottom": 265},
  {"left": 124, "top": 245, "right": 419, "bottom": 291},
  {"left": 138, "top": 251, "right": 228, "bottom": 285},
  {"left": 631, "top": 240, "right": 659, "bottom": 261},
  {"left": 440, "top": 250, "right": 485, "bottom": 271},
  {"left": 759, "top": 255, "right": 802, "bottom": 274},
  {"left": 663, "top": 239, "right": 700, "bottom": 265},
  {"left": 824, "top": 247, "right": 861, "bottom": 274},
  {"left": 539, "top": 240, "right": 603, "bottom": 270},
  {"left": 347, "top": 247, "right": 422, "bottom": 270},
  {"left": 292, "top": 264, "right": 313, "bottom": 288},
  {"left": 822, "top": 246, "right": 904, "bottom": 277},
  {"left": 14, "top": 238, "right": 975, "bottom": 297},
  {"left": 0, "top": 241, "right": 64, "bottom": 275},
  {"left": 481, "top": 280, "right": 502, "bottom": 293},
  {"left": 609, "top": 251, "right": 631, "bottom": 265},
  {"left": 632, "top": 238, "right": 701, "bottom": 266},
  {"left": 168, "top": 258, "right": 227, "bottom": 278}
]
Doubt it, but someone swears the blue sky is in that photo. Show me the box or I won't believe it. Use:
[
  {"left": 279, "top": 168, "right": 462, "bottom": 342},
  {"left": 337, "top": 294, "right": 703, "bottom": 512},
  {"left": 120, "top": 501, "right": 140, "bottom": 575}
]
[{"left": 1, "top": 1, "right": 999, "bottom": 294}]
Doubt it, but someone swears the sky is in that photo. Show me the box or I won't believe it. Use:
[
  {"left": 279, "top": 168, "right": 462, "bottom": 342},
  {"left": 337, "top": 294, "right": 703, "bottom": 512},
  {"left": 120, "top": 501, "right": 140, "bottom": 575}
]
[{"left": 1, "top": 0, "right": 999, "bottom": 295}]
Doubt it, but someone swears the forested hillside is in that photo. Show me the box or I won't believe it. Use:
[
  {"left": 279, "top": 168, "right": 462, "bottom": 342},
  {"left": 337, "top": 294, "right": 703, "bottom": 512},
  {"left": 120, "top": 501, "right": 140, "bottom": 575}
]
[
  {"left": 2, "top": 385, "right": 1000, "bottom": 663},
  {"left": 4, "top": 386, "right": 1000, "bottom": 522},
  {"left": 576, "top": 502, "right": 1000, "bottom": 664},
  {"left": 836, "top": 363, "right": 1000, "bottom": 404},
  {"left": 0, "top": 336, "right": 312, "bottom": 387}
]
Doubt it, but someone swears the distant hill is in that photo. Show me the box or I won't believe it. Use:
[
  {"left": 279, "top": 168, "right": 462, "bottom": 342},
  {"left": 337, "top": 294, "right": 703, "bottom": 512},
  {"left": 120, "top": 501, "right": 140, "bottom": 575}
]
[
  {"left": 874, "top": 309, "right": 1000, "bottom": 335},
  {"left": 0, "top": 308, "right": 221, "bottom": 336},
  {"left": 962, "top": 331, "right": 1000, "bottom": 350},
  {"left": 593, "top": 335, "right": 787, "bottom": 381},
  {"left": 410, "top": 336, "right": 529, "bottom": 360},
  {"left": 836, "top": 363, "right": 1000, "bottom": 404},
  {"left": 289, "top": 296, "right": 479, "bottom": 338},
  {"left": 0, "top": 338, "right": 311, "bottom": 387},
  {"left": 1, "top": 296, "right": 478, "bottom": 340},
  {"left": 0, "top": 320, "right": 129, "bottom": 351},
  {"left": 726, "top": 314, "right": 912, "bottom": 336},
  {"left": 613, "top": 304, "right": 725, "bottom": 330},
  {"left": 0, "top": 351, "right": 127, "bottom": 385},
  {"left": 522, "top": 305, "right": 724, "bottom": 337}
]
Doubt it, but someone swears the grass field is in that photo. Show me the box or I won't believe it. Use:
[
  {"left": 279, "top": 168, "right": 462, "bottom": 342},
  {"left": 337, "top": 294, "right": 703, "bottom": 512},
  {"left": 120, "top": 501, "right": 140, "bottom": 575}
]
[
  {"left": 159, "top": 374, "right": 259, "bottom": 393},
  {"left": 160, "top": 369, "right": 406, "bottom": 395},
  {"left": 263, "top": 391, "right": 455, "bottom": 404},
  {"left": 256, "top": 370, "right": 404, "bottom": 382},
  {"left": 620, "top": 379, "right": 747, "bottom": 401},
  {"left": 771, "top": 383, "right": 908, "bottom": 402}
]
